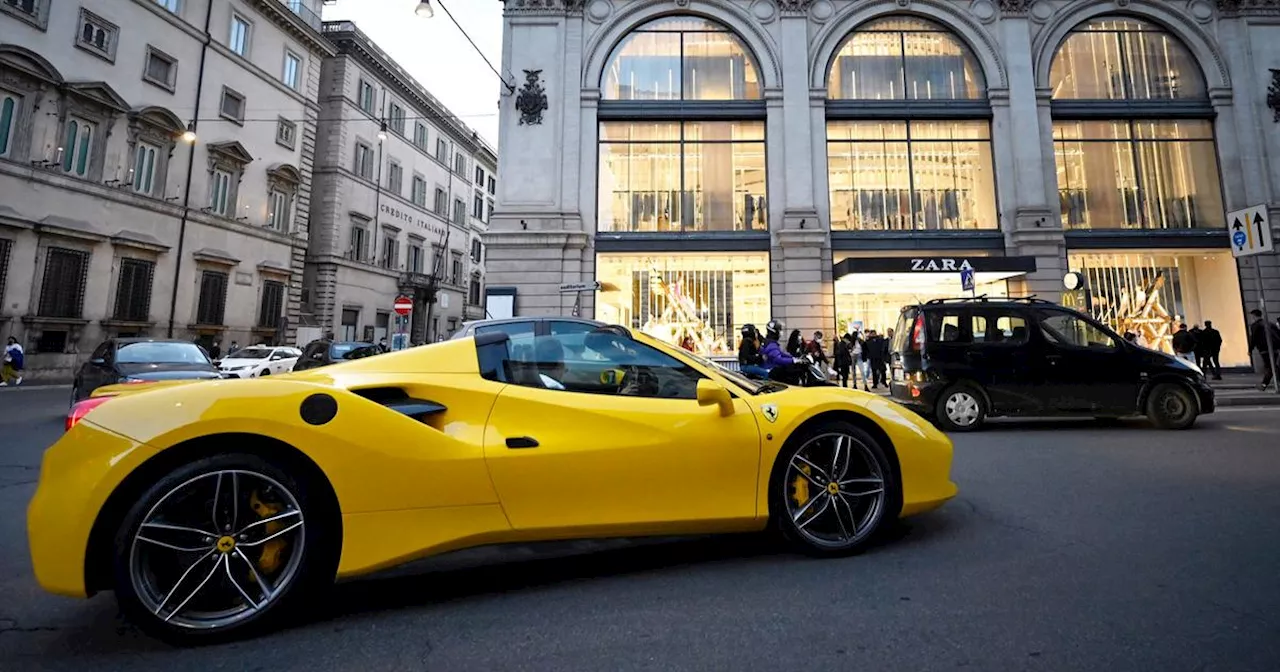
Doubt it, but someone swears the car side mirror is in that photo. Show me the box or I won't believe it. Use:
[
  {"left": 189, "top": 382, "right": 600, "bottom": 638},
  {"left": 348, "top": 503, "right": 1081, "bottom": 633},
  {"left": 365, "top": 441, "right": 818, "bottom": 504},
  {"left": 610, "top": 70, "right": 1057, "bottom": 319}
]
[
  {"left": 696, "top": 379, "right": 734, "bottom": 416},
  {"left": 89, "top": 358, "right": 106, "bottom": 366}
]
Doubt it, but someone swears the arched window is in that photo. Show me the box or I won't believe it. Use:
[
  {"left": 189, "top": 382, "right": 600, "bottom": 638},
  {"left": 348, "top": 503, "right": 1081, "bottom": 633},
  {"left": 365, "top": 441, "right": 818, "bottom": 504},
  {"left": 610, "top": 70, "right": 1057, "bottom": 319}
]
[
  {"left": 1050, "top": 17, "right": 1220, "bottom": 231},
  {"left": 602, "top": 17, "right": 761, "bottom": 101},
  {"left": 595, "top": 17, "right": 771, "bottom": 358},
  {"left": 828, "top": 17, "right": 985, "bottom": 101},
  {"left": 826, "top": 17, "right": 996, "bottom": 231}
]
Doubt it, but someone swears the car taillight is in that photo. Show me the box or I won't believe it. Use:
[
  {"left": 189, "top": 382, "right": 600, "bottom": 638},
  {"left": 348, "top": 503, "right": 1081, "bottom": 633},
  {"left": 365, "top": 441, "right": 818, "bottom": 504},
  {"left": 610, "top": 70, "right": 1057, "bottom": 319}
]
[
  {"left": 911, "top": 314, "right": 925, "bottom": 352},
  {"left": 66, "top": 396, "right": 113, "bottom": 432}
]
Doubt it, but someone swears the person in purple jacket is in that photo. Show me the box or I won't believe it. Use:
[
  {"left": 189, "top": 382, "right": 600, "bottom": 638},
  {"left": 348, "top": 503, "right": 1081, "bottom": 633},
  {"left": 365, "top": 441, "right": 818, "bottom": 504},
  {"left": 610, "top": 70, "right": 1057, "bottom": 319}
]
[{"left": 759, "top": 319, "right": 795, "bottom": 372}]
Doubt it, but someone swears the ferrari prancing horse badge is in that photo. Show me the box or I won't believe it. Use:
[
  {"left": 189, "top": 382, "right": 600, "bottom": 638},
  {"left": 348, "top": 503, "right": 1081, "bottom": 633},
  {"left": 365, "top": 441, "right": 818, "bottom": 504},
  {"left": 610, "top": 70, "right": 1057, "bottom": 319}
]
[{"left": 761, "top": 404, "right": 778, "bottom": 423}]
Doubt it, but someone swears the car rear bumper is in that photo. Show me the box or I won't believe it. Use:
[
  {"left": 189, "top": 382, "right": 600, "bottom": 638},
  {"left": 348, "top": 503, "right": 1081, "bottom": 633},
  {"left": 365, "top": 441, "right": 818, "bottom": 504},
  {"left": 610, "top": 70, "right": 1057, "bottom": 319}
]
[{"left": 889, "top": 380, "right": 944, "bottom": 413}]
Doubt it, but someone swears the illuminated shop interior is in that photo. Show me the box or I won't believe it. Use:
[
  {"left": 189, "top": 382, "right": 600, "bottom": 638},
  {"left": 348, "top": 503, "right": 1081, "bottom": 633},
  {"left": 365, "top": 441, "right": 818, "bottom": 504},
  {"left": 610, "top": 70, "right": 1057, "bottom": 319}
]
[{"left": 595, "top": 253, "right": 770, "bottom": 356}]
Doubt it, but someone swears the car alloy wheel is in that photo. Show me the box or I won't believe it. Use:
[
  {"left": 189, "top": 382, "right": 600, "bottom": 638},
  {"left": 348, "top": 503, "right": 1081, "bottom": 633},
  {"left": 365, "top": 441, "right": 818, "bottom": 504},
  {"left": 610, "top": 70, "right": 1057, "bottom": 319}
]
[
  {"left": 125, "top": 469, "right": 306, "bottom": 632},
  {"left": 780, "top": 428, "right": 888, "bottom": 553}
]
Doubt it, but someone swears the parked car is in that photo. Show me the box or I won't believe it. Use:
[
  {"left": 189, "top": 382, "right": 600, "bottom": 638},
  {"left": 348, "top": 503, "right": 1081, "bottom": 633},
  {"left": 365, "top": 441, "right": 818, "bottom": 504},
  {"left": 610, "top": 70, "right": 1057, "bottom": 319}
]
[
  {"left": 889, "top": 297, "right": 1215, "bottom": 431},
  {"left": 71, "top": 338, "right": 223, "bottom": 404},
  {"left": 291, "top": 339, "right": 380, "bottom": 372},
  {"left": 217, "top": 345, "right": 302, "bottom": 378}
]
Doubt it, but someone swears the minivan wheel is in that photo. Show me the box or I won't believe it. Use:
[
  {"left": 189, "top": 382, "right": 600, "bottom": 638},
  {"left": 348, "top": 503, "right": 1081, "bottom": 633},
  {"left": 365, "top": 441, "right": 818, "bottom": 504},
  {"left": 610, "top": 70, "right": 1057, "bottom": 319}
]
[
  {"left": 1147, "top": 383, "right": 1198, "bottom": 430},
  {"left": 935, "top": 384, "right": 986, "bottom": 432}
]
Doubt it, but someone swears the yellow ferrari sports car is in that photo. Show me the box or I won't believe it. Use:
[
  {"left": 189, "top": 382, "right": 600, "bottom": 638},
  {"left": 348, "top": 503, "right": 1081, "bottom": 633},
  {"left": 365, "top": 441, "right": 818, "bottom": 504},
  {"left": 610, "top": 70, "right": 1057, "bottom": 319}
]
[{"left": 29, "top": 324, "right": 956, "bottom": 643}]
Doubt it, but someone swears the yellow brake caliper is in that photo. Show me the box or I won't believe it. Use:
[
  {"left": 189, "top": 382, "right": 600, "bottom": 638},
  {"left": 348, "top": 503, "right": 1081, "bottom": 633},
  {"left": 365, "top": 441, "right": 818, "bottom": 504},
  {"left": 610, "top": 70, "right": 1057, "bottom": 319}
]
[
  {"left": 248, "top": 490, "right": 286, "bottom": 576},
  {"left": 791, "top": 465, "right": 812, "bottom": 509}
]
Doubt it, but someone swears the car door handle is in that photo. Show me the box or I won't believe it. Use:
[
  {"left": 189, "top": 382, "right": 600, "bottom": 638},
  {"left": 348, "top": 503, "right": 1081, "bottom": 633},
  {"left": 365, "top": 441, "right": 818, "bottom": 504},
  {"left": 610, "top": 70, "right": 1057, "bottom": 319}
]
[{"left": 506, "top": 436, "right": 539, "bottom": 449}]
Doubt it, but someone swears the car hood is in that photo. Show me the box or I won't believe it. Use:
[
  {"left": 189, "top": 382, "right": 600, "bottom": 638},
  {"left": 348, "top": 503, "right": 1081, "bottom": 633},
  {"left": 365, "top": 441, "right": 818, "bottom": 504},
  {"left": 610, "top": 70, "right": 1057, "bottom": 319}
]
[{"left": 115, "top": 363, "right": 221, "bottom": 379}]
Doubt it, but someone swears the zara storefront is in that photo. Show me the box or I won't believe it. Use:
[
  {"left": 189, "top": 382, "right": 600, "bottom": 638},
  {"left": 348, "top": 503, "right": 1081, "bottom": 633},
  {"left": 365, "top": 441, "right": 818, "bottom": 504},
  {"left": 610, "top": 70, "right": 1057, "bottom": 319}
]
[{"left": 487, "top": 0, "right": 1280, "bottom": 367}]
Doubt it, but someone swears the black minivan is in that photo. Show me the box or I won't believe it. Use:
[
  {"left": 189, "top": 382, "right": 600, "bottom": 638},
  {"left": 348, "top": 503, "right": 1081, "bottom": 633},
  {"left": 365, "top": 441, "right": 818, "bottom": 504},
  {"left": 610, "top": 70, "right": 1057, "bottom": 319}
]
[{"left": 889, "top": 298, "right": 1214, "bottom": 432}]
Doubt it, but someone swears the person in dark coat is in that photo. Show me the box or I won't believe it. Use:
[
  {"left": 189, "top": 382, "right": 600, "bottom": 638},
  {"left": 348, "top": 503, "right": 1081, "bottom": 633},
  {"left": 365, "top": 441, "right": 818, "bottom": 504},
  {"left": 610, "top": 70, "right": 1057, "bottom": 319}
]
[
  {"left": 1198, "top": 320, "right": 1223, "bottom": 380},
  {"left": 1248, "top": 309, "right": 1280, "bottom": 390},
  {"left": 805, "top": 331, "right": 828, "bottom": 366},
  {"left": 737, "top": 324, "right": 767, "bottom": 379},
  {"left": 865, "top": 330, "right": 888, "bottom": 389},
  {"left": 786, "top": 330, "right": 805, "bottom": 359},
  {"left": 1171, "top": 324, "right": 1196, "bottom": 364},
  {"left": 833, "top": 334, "right": 853, "bottom": 388}
]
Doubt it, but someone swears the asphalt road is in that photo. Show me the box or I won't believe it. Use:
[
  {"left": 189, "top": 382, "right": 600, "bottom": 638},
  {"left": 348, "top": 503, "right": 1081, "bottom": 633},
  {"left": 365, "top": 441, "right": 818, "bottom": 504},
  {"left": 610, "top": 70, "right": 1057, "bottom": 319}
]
[{"left": 2, "top": 387, "right": 1279, "bottom": 671}]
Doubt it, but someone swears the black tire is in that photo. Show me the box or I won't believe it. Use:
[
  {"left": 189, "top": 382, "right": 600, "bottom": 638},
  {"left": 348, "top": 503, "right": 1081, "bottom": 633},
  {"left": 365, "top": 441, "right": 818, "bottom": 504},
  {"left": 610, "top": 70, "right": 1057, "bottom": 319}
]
[
  {"left": 1146, "top": 383, "right": 1198, "bottom": 430},
  {"left": 934, "top": 383, "right": 987, "bottom": 432},
  {"left": 770, "top": 420, "right": 899, "bottom": 558},
  {"left": 111, "top": 452, "right": 336, "bottom": 645},
  {"left": 259, "top": 369, "right": 270, "bottom": 376}
]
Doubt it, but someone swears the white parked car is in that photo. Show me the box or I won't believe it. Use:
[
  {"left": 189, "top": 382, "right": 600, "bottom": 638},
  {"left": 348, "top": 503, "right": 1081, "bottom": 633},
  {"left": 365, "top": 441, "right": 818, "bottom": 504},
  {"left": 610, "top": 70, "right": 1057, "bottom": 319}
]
[{"left": 217, "top": 346, "right": 301, "bottom": 378}]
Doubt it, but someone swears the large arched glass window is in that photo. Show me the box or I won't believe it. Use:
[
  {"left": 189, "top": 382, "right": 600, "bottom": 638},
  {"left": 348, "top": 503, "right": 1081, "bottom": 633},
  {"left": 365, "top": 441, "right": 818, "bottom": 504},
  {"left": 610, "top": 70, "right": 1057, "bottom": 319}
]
[
  {"left": 603, "top": 17, "right": 762, "bottom": 101},
  {"left": 1050, "top": 17, "right": 1220, "bottom": 230},
  {"left": 825, "top": 17, "right": 995, "bottom": 231},
  {"left": 828, "top": 17, "right": 985, "bottom": 101},
  {"left": 598, "top": 17, "right": 767, "bottom": 233}
]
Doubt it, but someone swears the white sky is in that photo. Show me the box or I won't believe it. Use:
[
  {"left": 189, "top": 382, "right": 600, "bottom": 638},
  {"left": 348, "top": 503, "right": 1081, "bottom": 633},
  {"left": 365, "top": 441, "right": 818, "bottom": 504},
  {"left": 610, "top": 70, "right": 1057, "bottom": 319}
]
[{"left": 322, "top": 0, "right": 505, "bottom": 148}]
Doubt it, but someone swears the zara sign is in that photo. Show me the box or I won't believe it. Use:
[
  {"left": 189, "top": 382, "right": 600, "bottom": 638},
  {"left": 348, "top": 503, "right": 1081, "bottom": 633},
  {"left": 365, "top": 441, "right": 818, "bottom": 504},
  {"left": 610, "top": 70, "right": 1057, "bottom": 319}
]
[{"left": 909, "top": 258, "right": 974, "bottom": 272}]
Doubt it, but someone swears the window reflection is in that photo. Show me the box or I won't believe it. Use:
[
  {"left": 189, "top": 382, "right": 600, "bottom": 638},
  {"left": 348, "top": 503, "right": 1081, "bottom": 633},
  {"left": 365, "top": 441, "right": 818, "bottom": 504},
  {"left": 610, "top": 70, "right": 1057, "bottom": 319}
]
[
  {"left": 827, "top": 120, "right": 997, "bottom": 231},
  {"left": 595, "top": 253, "right": 770, "bottom": 356},
  {"left": 828, "top": 17, "right": 985, "bottom": 100},
  {"left": 1049, "top": 18, "right": 1206, "bottom": 100},
  {"left": 1053, "top": 120, "right": 1222, "bottom": 229},
  {"left": 599, "top": 121, "right": 767, "bottom": 232},
  {"left": 603, "top": 17, "right": 761, "bottom": 101}
]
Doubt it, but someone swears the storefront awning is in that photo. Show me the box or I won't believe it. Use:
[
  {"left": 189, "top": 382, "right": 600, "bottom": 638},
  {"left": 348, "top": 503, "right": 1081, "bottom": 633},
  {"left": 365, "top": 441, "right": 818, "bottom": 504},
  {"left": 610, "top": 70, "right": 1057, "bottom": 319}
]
[{"left": 833, "top": 255, "right": 1037, "bottom": 280}]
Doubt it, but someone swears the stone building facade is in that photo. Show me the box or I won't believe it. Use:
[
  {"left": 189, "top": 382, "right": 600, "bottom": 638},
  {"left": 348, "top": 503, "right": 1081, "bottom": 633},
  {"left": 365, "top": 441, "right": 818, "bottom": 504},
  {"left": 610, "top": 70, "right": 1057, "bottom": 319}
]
[
  {"left": 489, "top": 0, "right": 1280, "bottom": 368},
  {"left": 306, "top": 21, "right": 497, "bottom": 345},
  {"left": 0, "top": 0, "right": 334, "bottom": 380}
]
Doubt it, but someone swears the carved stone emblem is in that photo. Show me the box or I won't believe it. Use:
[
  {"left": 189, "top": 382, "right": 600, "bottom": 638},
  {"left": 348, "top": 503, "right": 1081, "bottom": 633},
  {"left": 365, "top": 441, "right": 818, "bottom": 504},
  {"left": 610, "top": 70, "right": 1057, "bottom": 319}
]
[
  {"left": 1268, "top": 69, "right": 1280, "bottom": 123},
  {"left": 515, "top": 69, "right": 548, "bottom": 126}
]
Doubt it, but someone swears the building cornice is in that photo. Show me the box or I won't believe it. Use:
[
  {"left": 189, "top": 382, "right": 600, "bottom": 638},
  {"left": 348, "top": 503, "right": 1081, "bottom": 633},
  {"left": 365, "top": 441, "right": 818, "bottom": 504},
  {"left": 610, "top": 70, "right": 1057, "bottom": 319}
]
[
  {"left": 1217, "top": 0, "right": 1280, "bottom": 15},
  {"left": 245, "top": 0, "right": 337, "bottom": 57},
  {"left": 501, "top": 0, "right": 586, "bottom": 15},
  {"left": 322, "top": 22, "right": 498, "bottom": 163}
]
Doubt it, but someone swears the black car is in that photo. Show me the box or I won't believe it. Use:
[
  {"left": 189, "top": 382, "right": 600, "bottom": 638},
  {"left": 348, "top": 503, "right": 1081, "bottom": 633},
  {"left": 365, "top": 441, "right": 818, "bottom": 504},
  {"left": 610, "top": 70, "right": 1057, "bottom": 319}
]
[
  {"left": 292, "top": 340, "right": 380, "bottom": 372},
  {"left": 889, "top": 297, "right": 1215, "bottom": 431},
  {"left": 72, "top": 338, "right": 223, "bottom": 404}
]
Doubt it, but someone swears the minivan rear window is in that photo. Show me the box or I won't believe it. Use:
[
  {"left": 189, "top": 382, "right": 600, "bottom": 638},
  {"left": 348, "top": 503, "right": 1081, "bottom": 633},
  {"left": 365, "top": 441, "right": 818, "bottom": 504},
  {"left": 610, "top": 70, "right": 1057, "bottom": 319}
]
[{"left": 893, "top": 308, "right": 916, "bottom": 353}]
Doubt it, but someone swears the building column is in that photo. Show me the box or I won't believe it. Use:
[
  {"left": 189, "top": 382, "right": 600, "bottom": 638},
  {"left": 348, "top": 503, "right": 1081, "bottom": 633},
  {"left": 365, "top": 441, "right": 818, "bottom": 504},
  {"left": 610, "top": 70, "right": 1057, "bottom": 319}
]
[
  {"left": 996, "top": 15, "right": 1064, "bottom": 301},
  {"left": 769, "top": 9, "right": 832, "bottom": 337},
  {"left": 487, "top": 6, "right": 588, "bottom": 317}
]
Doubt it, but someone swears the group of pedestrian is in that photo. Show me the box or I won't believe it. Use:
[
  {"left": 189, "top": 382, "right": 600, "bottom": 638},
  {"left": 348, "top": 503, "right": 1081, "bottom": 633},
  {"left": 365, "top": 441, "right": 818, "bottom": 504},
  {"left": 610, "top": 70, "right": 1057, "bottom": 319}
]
[
  {"left": 1171, "top": 321, "right": 1224, "bottom": 380},
  {"left": 832, "top": 329, "right": 892, "bottom": 391}
]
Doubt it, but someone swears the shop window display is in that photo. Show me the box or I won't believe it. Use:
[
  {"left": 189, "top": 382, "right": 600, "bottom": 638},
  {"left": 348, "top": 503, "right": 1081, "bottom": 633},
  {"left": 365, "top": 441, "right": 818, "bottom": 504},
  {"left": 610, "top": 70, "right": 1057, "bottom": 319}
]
[
  {"left": 1065, "top": 251, "right": 1248, "bottom": 366},
  {"left": 595, "top": 253, "right": 770, "bottom": 356}
]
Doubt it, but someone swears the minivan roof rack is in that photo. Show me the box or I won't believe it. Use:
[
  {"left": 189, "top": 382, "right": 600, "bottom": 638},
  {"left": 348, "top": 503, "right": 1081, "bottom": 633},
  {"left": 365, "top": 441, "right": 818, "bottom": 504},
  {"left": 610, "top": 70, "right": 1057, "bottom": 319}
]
[{"left": 923, "top": 296, "right": 1056, "bottom": 305}]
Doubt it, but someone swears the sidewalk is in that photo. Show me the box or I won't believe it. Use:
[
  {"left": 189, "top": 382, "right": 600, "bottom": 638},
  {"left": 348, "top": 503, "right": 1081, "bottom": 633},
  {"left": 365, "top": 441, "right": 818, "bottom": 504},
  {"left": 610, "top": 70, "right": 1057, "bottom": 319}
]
[{"left": 853, "top": 374, "right": 1280, "bottom": 407}]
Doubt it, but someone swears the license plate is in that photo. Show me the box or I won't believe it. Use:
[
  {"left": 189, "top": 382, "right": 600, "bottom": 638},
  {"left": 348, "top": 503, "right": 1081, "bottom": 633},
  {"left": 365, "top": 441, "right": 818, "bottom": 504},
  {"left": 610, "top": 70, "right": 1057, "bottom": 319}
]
[{"left": 892, "top": 368, "right": 904, "bottom": 382}]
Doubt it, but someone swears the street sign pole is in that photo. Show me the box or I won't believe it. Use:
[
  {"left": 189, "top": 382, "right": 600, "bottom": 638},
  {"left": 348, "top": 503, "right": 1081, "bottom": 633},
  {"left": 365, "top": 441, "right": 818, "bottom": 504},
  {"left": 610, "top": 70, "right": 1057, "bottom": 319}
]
[
  {"left": 1227, "top": 204, "right": 1277, "bottom": 394},
  {"left": 1252, "top": 259, "right": 1278, "bottom": 394}
]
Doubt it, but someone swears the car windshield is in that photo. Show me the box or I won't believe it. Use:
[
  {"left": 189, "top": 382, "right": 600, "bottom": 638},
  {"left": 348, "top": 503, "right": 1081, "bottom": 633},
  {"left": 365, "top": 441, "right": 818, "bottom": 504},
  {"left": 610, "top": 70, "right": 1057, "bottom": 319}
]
[
  {"left": 116, "top": 342, "right": 211, "bottom": 365},
  {"left": 229, "top": 348, "right": 271, "bottom": 360},
  {"left": 674, "top": 349, "right": 769, "bottom": 394},
  {"left": 329, "top": 343, "right": 373, "bottom": 360}
]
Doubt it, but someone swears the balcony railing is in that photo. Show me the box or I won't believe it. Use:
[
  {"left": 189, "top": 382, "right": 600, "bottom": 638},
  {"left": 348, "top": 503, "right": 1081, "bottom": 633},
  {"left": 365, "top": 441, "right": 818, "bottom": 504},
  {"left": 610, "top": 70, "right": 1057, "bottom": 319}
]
[
  {"left": 400, "top": 272, "right": 435, "bottom": 290},
  {"left": 281, "top": 0, "right": 322, "bottom": 32}
]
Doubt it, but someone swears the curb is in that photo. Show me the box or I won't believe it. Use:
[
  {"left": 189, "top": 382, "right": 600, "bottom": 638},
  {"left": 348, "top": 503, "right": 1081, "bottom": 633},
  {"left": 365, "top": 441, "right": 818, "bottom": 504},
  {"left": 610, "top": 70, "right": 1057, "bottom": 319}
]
[
  {"left": 1216, "top": 395, "right": 1280, "bottom": 407},
  {"left": 0, "top": 384, "right": 71, "bottom": 392}
]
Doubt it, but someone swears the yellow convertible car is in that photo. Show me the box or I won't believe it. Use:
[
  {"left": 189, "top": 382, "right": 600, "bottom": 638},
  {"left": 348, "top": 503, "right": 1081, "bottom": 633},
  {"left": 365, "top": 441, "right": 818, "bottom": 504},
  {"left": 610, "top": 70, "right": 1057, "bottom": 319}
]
[{"left": 29, "top": 325, "right": 955, "bottom": 643}]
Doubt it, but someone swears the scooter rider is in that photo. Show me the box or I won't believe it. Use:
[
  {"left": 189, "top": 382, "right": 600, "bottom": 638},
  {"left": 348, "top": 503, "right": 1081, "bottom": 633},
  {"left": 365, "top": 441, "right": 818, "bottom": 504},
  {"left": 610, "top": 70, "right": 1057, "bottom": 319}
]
[{"left": 760, "top": 319, "right": 796, "bottom": 371}]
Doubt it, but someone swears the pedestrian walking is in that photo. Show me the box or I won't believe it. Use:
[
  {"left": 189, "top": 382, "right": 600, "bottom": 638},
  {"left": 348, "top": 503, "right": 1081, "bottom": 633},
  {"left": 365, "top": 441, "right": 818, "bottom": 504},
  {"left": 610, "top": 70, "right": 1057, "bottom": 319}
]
[
  {"left": 833, "top": 334, "right": 853, "bottom": 388},
  {"left": 1171, "top": 323, "right": 1197, "bottom": 364},
  {"left": 856, "top": 330, "right": 872, "bottom": 391},
  {"left": 227, "top": 340, "right": 240, "bottom": 355},
  {"left": 1198, "top": 320, "right": 1223, "bottom": 380},
  {"left": 1248, "top": 309, "right": 1280, "bottom": 390},
  {"left": 868, "top": 330, "right": 889, "bottom": 388},
  {"left": 1, "top": 337, "right": 24, "bottom": 386},
  {"left": 209, "top": 340, "right": 222, "bottom": 361}
]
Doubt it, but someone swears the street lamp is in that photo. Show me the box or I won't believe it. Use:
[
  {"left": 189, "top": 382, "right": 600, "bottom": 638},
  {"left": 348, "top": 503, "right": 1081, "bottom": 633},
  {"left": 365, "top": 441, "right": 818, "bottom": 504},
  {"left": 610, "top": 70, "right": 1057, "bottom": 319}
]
[{"left": 416, "top": 0, "right": 515, "bottom": 95}]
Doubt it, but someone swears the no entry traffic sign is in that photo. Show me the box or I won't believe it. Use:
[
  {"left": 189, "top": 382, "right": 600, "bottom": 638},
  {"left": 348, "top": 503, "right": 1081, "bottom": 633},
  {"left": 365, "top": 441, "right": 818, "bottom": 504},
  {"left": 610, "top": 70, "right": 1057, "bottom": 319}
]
[{"left": 393, "top": 295, "right": 413, "bottom": 316}]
